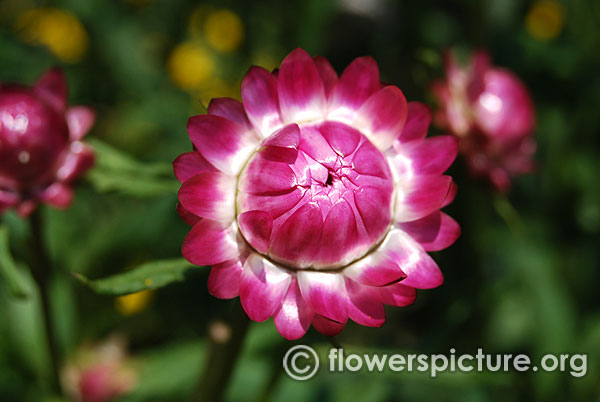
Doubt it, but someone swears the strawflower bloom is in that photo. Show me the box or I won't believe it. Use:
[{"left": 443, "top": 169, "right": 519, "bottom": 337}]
[
  {"left": 174, "top": 48, "right": 460, "bottom": 339},
  {"left": 0, "top": 69, "right": 95, "bottom": 216},
  {"left": 431, "top": 51, "right": 536, "bottom": 192}
]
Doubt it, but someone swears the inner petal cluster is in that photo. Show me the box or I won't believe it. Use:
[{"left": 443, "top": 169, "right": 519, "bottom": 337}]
[{"left": 237, "top": 121, "right": 394, "bottom": 270}]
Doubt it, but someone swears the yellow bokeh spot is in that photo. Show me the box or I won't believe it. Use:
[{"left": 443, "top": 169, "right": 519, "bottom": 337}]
[
  {"left": 203, "top": 9, "right": 244, "bottom": 53},
  {"left": 525, "top": 0, "right": 565, "bottom": 41},
  {"left": 16, "top": 8, "right": 89, "bottom": 63},
  {"left": 167, "top": 41, "right": 215, "bottom": 90},
  {"left": 115, "top": 289, "right": 155, "bottom": 316}
]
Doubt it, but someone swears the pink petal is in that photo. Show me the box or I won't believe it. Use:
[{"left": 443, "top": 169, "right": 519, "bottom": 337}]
[
  {"left": 66, "top": 106, "right": 95, "bottom": 140},
  {"left": 173, "top": 152, "right": 216, "bottom": 183},
  {"left": 208, "top": 97, "right": 251, "bottom": 129},
  {"left": 40, "top": 182, "right": 73, "bottom": 209},
  {"left": 313, "top": 56, "right": 338, "bottom": 98},
  {"left": 355, "top": 86, "right": 408, "bottom": 151},
  {"left": 391, "top": 136, "right": 458, "bottom": 177},
  {"left": 208, "top": 259, "right": 243, "bottom": 299},
  {"left": 238, "top": 210, "right": 273, "bottom": 254},
  {"left": 260, "top": 124, "right": 300, "bottom": 164},
  {"left": 377, "top": 229, "right": 443, "bottom": 289},
  {"left": 273, "top": 278, "right": 314, "bottom": 340},
  {"left": 312, "top": 314, "right": 345, "bottom": 336},
  {"left": 318, "top": 200, "right": 359, "bottom": 266},
  {"left": 354, "top": 186, "right": 393, "bottom": 242},
  {"left": 378, "top": 283, "right": 417, "bottom": 307},
  {"left": 397, "top": 102, "right": 432, "bottom": 143},
  {"left": 352, "top": 141, "right": 393, "bottom": 179},
  {"left": 239, "top": 156, "right": 297, "bottom": 194},
  {"left": 346, "top": 279, "right": 385, "bottom": 327},
  {"left": 344, "top": 247, "right": 407, "bottom": 287},
  {"left": 182, "top": 220, "right": 239, "bottom": 266},
  {"left": 55, "top": 142, "right": 95, "bottom": 182},
  {"left": 398, "top": 212, "right": 460, "bottom": 252},
  {"left": 238, "top": 187, "right": 304, "bottom": 219},
  {"left": 269, "top": 202, "right": 323, "bottom": 268},
  {"left": 16, "top": 200, "right": 37, "bottom": 217},
  {"left": 239, "top": 253, "right": 292, "bottom": 322},
  {"left": 318, "top": 121, "right": 361, "bottom": 156},
  {"left": 187, "top": 114, "right": 259, "bottom": 175},
  {"left": 0, "top": 190, "right": 19, "bottom": 212},
  {"left": 442, "top": 181, "right": 457, "bottom": 208},
  {"left": 297, "top": 271, "right": 348, "bottom": 323},
  {"left": 277, "top": 48, "right": 326, "bottom": 123},
  {"left": 329, "top": 56, "right": 380, "bottom": 122},
  {"left": 241, "top": 66, "right": 283, "bottom": 136},
  {"left": 34, "top": 68, "right": 67, "bottom": 111},
  {"left": 178, "top": 172, "right": 236, "bottom": 223},
  {"left": 176, "top": 202, "right": 201, "bottom": 226},
  {"left": 395, "top": 175, "right": 454, "bottom": 222}
]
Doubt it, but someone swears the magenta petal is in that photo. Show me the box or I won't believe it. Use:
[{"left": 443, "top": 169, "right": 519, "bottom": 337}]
[
  {"left": 238, "top": 188, "right": 304, "bottom": 219},
  {"left": 187, "top": 114, "right": 258, "bottom": 175},
  {"left": 238, "top": 210, "right": 273, "bottom": 254},
  {"left": 240, "top": 156, "right": 297, "bottom": 194},
  {"left": 354, "top": 186, "right": 393, "bottom": 242},
  {"left": 346, "top": 279, "right": 385, "bottom": 327},
  {"left": 260, "top": 124, "right": 300, "bottom": 163},
  {"left": 392, "top": 136, "right": 458, "bottom": 177},
  {"left": 329, "top": 56, "right": 380, "bottom": 121},
  {"left": 0, "top": 190, "right": 19, "bottom": 212},
  {"left": 66, "top": 106, "right": 95, "bottom": 140},
  {"left": 352, "top": 141, "right": 393, "bottom": 179},
  {"left": 182, "top": 220, "right": 239, "bottom": 266},
  {"left": 318, "top": 121, "right": 361, "bottom": 156},
  {"left": 312, "top": 314, "right": 345, "bottom": 336},
  {"left": 239, "top": 253, "right": 292, "bottom": 322},
  {"left": 269, "top": 202, "right": 323, "bottom": 268},
  {"left": 40, "top": 182, "right": 73, "bottom": 209},
  {"left": 398, "top": 212, "right": 460, "bottom": 252},
  {"left": 344, "top": 249, "right": 406, "bottom": 287},
  {"left": 313, "top": 56, "right": 338, "bottom": 98},
  {"left": 356, "top": 86, "right": 408, "bottom": 150},
  {"left": 397, "top": 102, "right": 432, "bottom": 143},
  {"left": 395, "top": 175, "right": 454, "bottom": 222},
  {"left": 176, "top": 202, "right": 201, "bottom": 226},
  {"left": 277, "top": 48, "right": 326, "bottom": 123},
  {"left": 208, "top": 97, "right": 251, "bottom": 129},
  {"left": 442, "top": 181, "right": 457, "bottom": 208},
  {"left": 178, "top": 172, "right": 236, "bottom": 222},
  {"left": 297, "top": 271, "right": 348, "bottom": 323},
  {"left": 34, "top": 68, "right": 67, "bottom": 111},
  {"left": 318, "top": 200, "right": 359, "bottom": 266},
  {"left": 273, "top": 278, "right": 314, "bottom": 340},
  {"left": 379, "top": 229, "right": 443, "bottom": 289},
  {"left": 55, "top": 142, "right": 95, "bottom": 182},
  {"left": 173, "top": 152, "right": 216, "bottom": 183},
  {"left": 241, "top": 66, "right": 283, "bottom": 136},
  {"left": 378, "top": 283, "right": 417, "bottom": 307},
  {"left": 208, "top": 259, "right": 243, "bottom": 299}
]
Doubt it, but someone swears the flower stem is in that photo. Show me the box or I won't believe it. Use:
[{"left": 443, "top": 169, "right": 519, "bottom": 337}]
[
  {"left": 194, "top": 302, "right": 250, "bottom": 402},
  {"left": 28, "top": 209, "right": 62, "bottom": 395},
  {"left": 493, "top": 194, "right": 523, "bottom": 235}
]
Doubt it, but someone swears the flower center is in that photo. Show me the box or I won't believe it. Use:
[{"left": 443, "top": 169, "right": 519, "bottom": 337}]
[{"left": 236, "top": 121, "right": 395, "bottom": 271}]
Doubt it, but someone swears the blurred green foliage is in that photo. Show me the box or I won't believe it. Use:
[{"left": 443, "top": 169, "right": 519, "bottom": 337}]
[{"left": 1, "top": 0, "right": 599, "bottom": 401}]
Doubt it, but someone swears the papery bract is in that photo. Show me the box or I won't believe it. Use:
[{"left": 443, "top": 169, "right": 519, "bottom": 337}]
[
  {"left": 0, "top": 69, "right": 95, "bottom": 216},
  {"left": 175, "top": 49, "right": 460, "bottom": 339}
]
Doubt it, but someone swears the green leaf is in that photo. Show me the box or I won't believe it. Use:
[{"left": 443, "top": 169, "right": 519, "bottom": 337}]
[
  {"left": 0, "top": 225, "right": 29, "bottom": 299},
  {"left": 74, "top": 258, "right": 199, "bottom": 296}
]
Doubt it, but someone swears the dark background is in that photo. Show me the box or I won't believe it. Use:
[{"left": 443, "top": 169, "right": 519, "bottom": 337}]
[{"left": 1, "top": 0, "right": 599, "bottom": 401}]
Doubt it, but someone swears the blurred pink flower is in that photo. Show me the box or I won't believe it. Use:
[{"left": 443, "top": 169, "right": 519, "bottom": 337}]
[
  {"left": 0, "top": 69, "right": 95, "bottom": 216},
  {"left": 431, "top": 51, "right": 536, "bottom": 192},
  {"left": 175, "top": 48, "right": 460, "bottom": 339}
]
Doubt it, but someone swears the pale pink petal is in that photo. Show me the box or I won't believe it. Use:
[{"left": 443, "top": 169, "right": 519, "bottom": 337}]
[
  {"left": 313, "top": 56, "right": 338, "bottom": 98},
  {"left": 398, "top": 212, "right": 460, "bottom": 252},
  {"left": 378, "top": 283, "right": 417, "bottom": 307},
  {"left": 391, "top": 136, "right": 458, "bottom": 177},
  {"left": 273, "top": 278, "right": 314, "bottom": 340},
  {"left": 396, "top": 102, "right": 432, "bottom": 143},
  {"left": 178, "top": 172, "right": 236, "bottom": 223},
  {"left": 208, "top": 97, "right": 251, "bottom": 129},
  {"left": 355, "top": 86, "right": 408, "bottom": 150},
  {"left": 239, "top": 253, "right": 292, "bottom": 322},
  {"left": 173, "top": 152, "right": 216, "bottom": 183},
  {"left": 241, "top": 66, "right": 283, "bottom": 136},
  {"left": 297, "top": 270, "right": 348, "bottom": 323},
  {"left": 312, "top": 314, "right": 345, "bottom": 336},
  {"left": 34, "top": 68, "right": 67, "bottom": 111},
  {"left": 238, "top": 210, "right": 272, "bottom": 254},
  {"left": 395, "top": 175, "right": 454, "bottom": 222},
  {"left": 208, "top": 259, "right": 243, "bottom": 299},
  {"left": 40, "top": 182, "right": 73, "bottom": 209},
  {"left": 187, "top": 115, "right": 259, "bottom": 175},
  {"left": 277, "top": 48, "right": 326, "bottom": 123},
  {"left": 346, "top": 279, "right": 385, "bottom": 327},
  {"left": 55, "top": 142, "right": 95, "bottom": 182},
  {"left": 66, "top": 106, "right": 95, "bottom": 140},
  {"left": 182, "top": 220, "right": 239, "bottom": 266}
]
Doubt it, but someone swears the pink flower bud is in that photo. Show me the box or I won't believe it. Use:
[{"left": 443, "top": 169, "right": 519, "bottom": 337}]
[
  {"left": 0, "top": 69, "right": 95, "bottom": 215},
  {"left": 174, "top": 49, "right": 460, "bottom": 339}
]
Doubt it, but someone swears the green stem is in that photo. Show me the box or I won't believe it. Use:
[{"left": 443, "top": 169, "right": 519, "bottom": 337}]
[
  {"left": 493, "top": 194, "right": 524, "bottom": 235},
  {"left": 194, "top": 303, "right": 250, "bottom": 402},
  {"left": 28, "top": 209, "right": 62, "bottom": 395}
]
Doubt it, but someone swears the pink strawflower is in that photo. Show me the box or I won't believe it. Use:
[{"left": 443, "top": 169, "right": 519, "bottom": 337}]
[
  {"left": 0, "top": 68, "right": 95, "bottom": 216},
  {"left": 174, "top": 48, "right": 460, "bottom": 339},
  {"left": 431, "top": 51, "right": 536, "bottom": 192}
]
